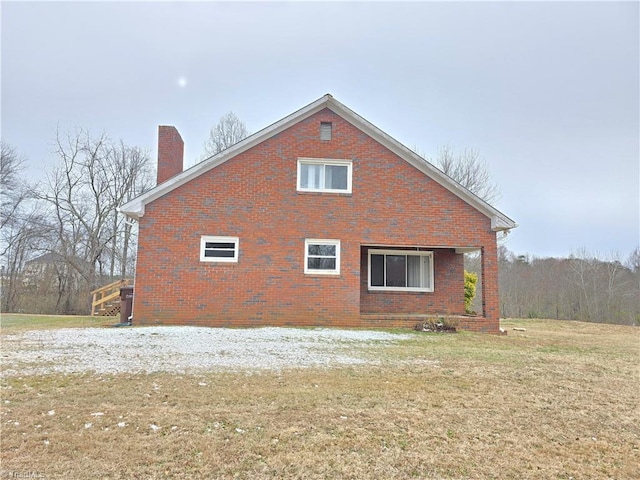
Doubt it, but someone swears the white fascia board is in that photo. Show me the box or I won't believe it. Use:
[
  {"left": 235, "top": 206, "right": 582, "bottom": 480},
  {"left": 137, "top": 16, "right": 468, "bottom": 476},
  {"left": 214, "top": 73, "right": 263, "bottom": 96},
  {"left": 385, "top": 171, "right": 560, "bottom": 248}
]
[
  {"left": 492, "top": 215, "right": 515, "bottom": 231},
  {"left": 117, "top": 201, "right": 145, "bottom": 220}
]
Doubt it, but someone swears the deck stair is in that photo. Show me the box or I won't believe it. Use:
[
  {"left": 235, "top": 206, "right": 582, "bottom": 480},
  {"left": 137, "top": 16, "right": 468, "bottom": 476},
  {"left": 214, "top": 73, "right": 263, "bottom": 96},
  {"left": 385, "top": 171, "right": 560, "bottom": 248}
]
[{"left": 91, "top": 279, "right": 132, "bottom": 316}]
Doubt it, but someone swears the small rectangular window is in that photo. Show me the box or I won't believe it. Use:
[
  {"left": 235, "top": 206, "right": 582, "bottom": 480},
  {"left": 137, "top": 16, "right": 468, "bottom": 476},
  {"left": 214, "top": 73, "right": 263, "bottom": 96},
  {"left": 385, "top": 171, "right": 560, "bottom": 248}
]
[
  {"left": 200, "top": 236, "right": 239, "bottom": 263},
  {"left": 368, "top": 249, "right": 433, "bottom": 292},
  {"left": 305, "top": 239, "right": 340, "bottom": 275},
  {"left": 297, "top": 158, "right": 352, "bottom": 193},
  {"left": 320, "top": 122, "right": 332, "bottom": 141}
]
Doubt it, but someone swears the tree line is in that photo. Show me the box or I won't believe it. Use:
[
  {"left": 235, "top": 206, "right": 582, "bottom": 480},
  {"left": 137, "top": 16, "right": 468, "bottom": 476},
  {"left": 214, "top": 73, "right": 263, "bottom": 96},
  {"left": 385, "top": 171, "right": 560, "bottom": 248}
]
[
  {"left": 1, "top": 133, "right": 153, "bottom": 314},
  {"left": 497, "top": 246, "right": 639, "bottom": 325}
]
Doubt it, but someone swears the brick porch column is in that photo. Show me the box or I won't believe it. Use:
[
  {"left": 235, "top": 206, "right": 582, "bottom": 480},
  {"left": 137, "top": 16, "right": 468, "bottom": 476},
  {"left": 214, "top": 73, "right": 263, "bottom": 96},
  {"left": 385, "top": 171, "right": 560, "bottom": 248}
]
[{"left": 481, "top": 239, "right": 501, "bottom": 333}]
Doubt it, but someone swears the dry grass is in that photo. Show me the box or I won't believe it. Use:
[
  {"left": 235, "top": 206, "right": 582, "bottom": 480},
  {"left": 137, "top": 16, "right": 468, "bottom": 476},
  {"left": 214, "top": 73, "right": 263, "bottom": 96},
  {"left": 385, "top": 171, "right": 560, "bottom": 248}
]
[
  {"left": 1, "top": 318, "right": 638, "bottom": 479},
  {"left": 1, "top": 313, "right": 113, "bottom": 332}
]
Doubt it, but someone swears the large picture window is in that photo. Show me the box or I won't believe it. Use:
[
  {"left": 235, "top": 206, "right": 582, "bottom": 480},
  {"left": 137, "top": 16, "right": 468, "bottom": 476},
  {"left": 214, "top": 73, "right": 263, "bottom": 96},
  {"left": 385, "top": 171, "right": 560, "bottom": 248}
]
[
  {"left": 200, "top": 236, "right": 239, "bottom": 263},
  {"left": 368, "top": 249, "right": 433, "bottom": 292},
  {"left": 297, "top": 158, "right": 352, "bottom": 193},
  {"left": 304, "top": 239, "right": 340, "bottom": 275}
]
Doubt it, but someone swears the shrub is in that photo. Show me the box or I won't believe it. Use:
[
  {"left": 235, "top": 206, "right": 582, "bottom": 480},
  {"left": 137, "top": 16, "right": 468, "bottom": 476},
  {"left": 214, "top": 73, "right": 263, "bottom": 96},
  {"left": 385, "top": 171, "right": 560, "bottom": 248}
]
[{"left": 464, "top": 270, "right": 478, "bottom": 315}]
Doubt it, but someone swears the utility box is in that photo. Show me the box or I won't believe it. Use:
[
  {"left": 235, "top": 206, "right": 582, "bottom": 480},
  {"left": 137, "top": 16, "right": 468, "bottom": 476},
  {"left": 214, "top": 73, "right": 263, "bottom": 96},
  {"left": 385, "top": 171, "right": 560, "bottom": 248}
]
[{"left": 119, "top": 286, "right": 134, "bottom": 325}]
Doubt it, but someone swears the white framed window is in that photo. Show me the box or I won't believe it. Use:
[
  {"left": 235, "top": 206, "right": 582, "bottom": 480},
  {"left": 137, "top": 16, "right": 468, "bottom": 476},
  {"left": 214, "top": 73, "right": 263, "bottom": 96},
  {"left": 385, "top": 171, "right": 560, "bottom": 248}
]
[
  {"left": 297, "top": 158, "right": 352, "bottom": 193},
  {"left": 304, "top": 239, "right": 340, "bottom": 275},
  {"left": 368, "top": 249, "right": 434, "bottom": 292},
  {"left": 200, "top": 236, "right": 239, "bottom": 263}
]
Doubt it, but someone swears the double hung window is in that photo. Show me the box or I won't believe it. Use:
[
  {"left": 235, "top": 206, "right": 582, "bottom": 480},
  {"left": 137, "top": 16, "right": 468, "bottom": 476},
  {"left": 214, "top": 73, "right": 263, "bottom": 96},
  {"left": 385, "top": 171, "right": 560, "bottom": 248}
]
[{"left": 304, "top": 239, "right": 340, "bottom": 275}]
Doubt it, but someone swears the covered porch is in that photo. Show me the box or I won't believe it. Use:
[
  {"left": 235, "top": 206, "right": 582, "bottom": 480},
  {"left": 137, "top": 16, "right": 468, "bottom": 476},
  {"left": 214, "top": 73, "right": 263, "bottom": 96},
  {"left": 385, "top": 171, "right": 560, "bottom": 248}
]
[{"left": 359, "top": 244, "right": 501, "bottom": 333}]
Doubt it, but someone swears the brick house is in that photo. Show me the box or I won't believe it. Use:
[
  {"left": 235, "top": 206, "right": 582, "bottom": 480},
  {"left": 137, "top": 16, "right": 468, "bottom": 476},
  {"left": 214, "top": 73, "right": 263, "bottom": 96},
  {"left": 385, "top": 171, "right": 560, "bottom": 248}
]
[{"left": 120, "top": 94, "right": 516, "bottom": 333}]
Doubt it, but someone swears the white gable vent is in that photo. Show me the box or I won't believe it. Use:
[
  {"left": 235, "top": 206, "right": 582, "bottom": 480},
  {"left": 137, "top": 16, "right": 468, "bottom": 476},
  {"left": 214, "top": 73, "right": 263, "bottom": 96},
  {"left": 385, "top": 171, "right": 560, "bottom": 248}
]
[{"left": 320, "top": 122, "right": 332, "bottom": 141}]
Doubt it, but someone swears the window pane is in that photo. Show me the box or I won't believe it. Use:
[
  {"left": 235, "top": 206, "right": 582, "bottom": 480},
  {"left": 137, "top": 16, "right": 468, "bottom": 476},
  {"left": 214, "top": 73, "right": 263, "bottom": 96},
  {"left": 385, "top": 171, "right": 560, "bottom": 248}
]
[
  {"left": 308, "top": 244, "right": 336, "bottom": 256},
  {"left": 308, "top": 257, "right": 336, "bottom": 270},
  {"left": 205, "top": 242, "right": 235, "bottom": 249},
  {"left": 371, "top": 254, "right": 384, "bottom": 286},
  {"left": 301, "top": 164, "right": 322, "bottom": 189},
  {"left": 422, "top": 255, "right": 431, "bottom": 289},
  {"left": 386, "top": 255, "right": 406, "bottom": 287},
  {"left": 325, "top": 165, "right": 348, "bottom": 190},
  {"left": 205, "top": 249, "right": 235, "bottom": 258},
  {"left": 407, "top": 255, "right": 421, "bottom": 287}
]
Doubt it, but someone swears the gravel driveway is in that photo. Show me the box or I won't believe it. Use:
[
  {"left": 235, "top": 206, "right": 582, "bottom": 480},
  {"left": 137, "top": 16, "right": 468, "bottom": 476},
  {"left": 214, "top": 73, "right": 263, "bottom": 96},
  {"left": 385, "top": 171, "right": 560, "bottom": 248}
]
[{"left": 1, "top": 326, "right": 411, "bottom": 376}]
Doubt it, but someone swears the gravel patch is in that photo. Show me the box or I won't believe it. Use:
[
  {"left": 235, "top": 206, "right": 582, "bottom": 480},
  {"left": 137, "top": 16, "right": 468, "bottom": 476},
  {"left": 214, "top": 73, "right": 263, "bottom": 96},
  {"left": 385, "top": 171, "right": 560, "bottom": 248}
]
[{"left": 1, "top": 326, "right": 411, "bottom": 375}]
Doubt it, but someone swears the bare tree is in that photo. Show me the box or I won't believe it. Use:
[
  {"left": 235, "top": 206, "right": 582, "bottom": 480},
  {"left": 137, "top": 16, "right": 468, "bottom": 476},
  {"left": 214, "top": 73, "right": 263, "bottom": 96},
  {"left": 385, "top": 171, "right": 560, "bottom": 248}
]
[
  {"left": 0, "top": 142, "right": 24, "bottom": 186},
  {"left": 44, "top": 130, "right": 107, "bottom": 282},
  {"left": 0, "top": 142, "right": 47, "bottom": 311},
  {"left": 627, "top": 247, "right": 640, "bottom": 274},
  {"left": 1, "top": 216, "right": 46, "bottom": 312},
  {"left": 30, "top": 129, "right": 152, "bottom": 313},
  {"left": 201, "top": 111, "right": 249, "bottom": 158},
  {"left": 432, "top": 145, "right": 500, "bottom": 205},
  {"left": 1, "top": 141, "right": 26, "bottom": 231},
  {"left": 102, "top": 140, "right": 153, "bottom": 278}
]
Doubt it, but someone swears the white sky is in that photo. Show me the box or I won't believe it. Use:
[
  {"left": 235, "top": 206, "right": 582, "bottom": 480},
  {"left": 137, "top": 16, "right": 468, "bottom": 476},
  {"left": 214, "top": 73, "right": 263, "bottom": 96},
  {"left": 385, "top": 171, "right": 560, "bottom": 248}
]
[{"left": 2, "top": 1, "right": 638, "bottom": 258}]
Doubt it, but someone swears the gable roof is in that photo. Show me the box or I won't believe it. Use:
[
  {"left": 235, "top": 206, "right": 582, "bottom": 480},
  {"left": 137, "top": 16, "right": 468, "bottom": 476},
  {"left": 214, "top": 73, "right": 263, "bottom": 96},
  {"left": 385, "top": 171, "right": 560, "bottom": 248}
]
[{"left": 119, "top": 94, "right": 516, "bottom": 231}]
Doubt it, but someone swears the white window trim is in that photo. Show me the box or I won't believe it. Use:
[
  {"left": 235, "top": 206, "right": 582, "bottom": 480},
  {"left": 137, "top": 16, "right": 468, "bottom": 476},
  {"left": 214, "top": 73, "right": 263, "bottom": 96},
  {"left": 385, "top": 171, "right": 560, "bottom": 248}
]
[
  {"left": 304, "top": 239, "right": 341, "bottom": 275},
  {"left": 368, "top": 249, "right": 434, "bottom": 292},
  {"left": 200, "top": 236, "right": 239, "bottom": 263},
  {"left": 297, "top": 158, "right": 352, "bottom": 194}
]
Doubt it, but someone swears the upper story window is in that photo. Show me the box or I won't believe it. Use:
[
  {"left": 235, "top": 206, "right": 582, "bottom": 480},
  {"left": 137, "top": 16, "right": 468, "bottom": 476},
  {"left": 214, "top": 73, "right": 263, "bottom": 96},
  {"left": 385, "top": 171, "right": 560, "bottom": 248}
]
[
  {"left": 368, "top": 249, "right": 433, "bottom": 292},
  {"left": 320, "top": 122, "right": 332, "bottom": 141},
  {"left": 200, "top": 236, "right": 239, "bottom": 263},
  {"left": 297, "top": 158, "right": 352, "bottom": 194}
]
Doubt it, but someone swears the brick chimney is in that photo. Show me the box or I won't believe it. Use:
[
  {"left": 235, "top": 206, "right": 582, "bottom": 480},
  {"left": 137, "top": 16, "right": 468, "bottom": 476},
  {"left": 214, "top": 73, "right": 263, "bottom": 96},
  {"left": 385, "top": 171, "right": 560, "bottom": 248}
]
[{"left": 157, "top": 126, "right": 184, "bottom": 184}]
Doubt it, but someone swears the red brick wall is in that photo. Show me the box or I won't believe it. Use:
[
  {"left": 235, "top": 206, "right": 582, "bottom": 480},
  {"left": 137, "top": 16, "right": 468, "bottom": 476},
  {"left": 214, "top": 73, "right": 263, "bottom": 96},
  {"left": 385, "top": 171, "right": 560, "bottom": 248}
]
[
  {"left": 133, "top": 109, "right": 499, "bottom": 330},
  {"left": 481, "top": 243, "right": 500, "bottom": 328},
  {"left": 157, "top": 126, "right": 184, "bottom": 184}
]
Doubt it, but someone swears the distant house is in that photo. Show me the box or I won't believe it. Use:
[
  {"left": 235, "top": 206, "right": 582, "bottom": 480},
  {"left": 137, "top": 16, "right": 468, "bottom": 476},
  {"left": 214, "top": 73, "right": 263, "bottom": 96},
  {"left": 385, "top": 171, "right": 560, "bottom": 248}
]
[
  {"left": 120, "top": 94, "right": 516, "bottom": 332},
  {"left": 22, "top": 252, "right": 87, "bottom": 289}
]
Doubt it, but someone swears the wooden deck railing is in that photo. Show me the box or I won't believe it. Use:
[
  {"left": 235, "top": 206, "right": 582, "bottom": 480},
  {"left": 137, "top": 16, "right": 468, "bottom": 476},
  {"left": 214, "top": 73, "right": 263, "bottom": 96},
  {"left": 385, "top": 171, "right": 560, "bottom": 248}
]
[{"left": 91, "top": 279, "right": 132, "bottom": 316}]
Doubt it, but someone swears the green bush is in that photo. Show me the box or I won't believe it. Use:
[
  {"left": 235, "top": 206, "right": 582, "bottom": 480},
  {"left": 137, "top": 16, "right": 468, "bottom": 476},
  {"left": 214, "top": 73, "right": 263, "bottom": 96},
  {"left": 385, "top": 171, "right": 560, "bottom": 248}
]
[{"left": 464, "top": 270, "right": 478, "bottom": 315}]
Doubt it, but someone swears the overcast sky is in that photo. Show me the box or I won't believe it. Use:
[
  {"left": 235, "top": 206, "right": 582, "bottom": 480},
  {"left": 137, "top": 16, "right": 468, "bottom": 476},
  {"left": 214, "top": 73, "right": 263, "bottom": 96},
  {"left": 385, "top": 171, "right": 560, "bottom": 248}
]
[{"left": 2, "top": 1, "right": 638, "bottom": 259}]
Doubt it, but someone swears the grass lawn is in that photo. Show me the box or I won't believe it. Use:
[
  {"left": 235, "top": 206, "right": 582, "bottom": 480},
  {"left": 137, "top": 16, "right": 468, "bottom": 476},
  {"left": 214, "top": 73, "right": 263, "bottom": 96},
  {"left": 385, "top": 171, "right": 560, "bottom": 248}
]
[
  {"left": 1, "top": 313, "right": 115, "bottom": 332},
  {"left": 1, "top": 316, "right": 638, "bottom": 479}
]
